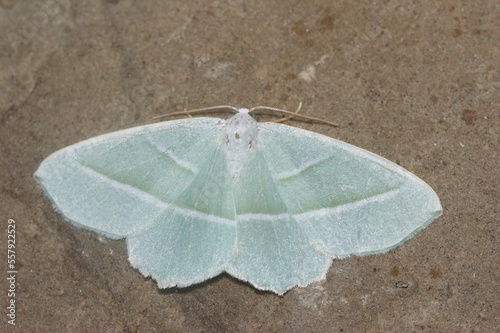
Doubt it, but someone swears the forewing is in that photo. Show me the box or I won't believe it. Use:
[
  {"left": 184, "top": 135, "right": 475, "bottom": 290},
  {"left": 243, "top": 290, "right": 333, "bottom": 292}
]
[
  {"left": 35, "top": 118, "right": 225, "bottom": 238},
  {"left": 258, "top": 122, "right": 442, "bottom": 258}
]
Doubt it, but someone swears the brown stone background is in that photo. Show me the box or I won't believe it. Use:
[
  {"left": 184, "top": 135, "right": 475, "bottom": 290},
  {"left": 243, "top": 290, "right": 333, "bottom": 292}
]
[{"left": 1, "top": 0, "right": 498, "bottom": 332}]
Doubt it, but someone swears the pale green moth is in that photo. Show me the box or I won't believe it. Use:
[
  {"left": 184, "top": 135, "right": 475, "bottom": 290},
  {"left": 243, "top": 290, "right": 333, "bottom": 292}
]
[{"left": 35, "top": 106, "right": 442, "bottom": 295}]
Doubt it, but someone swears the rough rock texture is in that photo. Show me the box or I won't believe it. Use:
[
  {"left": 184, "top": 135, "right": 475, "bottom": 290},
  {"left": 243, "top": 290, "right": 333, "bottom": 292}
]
[{"left": 1, "top": 0, "right": 498, "bottom": 332}]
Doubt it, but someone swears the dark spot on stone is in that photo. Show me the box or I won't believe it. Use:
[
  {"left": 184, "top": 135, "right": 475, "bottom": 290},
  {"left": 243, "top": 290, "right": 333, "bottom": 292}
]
[
  {"left": 292, "top": 20, "right": 308, "bottom": 36},
  {"left": 279, "top": 94, "right": 289, "bottom": 102},
  {"left": 430, "top": 95, "right": 438, "bottom": 104},
  {"left": 390, "top": 265, "right": 399, "bottom": 277},
  {"left": 429, "top": 267, "right": 443, "bottom": 279},
  {"left": 452, "top": 28, "right": 462, "bottom": 37},
  {"left": 317, "top": 10, "right": 334, "bottom": 32},
  {"left": 462, "top": 109, "right": 477, "bottom": 125},
  {"left": 1, "top": 105, "right": 17, "bottom": 125}
]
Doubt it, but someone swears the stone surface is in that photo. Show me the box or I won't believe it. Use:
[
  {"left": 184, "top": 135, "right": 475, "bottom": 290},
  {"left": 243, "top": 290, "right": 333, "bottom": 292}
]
[{"left": 1, "top": 0, "right": 498, "bottom": 331}]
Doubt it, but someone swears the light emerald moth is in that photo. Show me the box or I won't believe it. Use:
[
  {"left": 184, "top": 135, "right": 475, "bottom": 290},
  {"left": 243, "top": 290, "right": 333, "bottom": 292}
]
[{"left": 35, "top": 106, "right": 442, "bottom": 295}]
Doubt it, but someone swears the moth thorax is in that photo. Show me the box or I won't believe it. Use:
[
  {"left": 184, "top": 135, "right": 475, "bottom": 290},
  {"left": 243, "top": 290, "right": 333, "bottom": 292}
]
[{"left": 225, "top": 113, "right": 258, "bottom": 178}]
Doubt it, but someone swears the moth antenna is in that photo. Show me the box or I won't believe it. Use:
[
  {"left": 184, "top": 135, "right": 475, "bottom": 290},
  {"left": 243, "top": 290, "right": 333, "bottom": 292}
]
[
  {"left": 154, "top": 105, "right": 240, "bottom": 119},
  {"left": 249, "top": 103, "right": 339, "bottom": 127}
]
